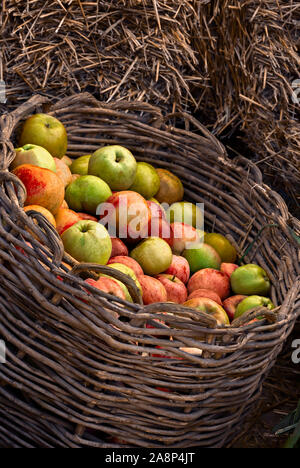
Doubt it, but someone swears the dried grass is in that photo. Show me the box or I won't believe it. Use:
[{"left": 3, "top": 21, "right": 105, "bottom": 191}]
[{"left": 0, "top": 1, "right": 299, "bottom": 214}]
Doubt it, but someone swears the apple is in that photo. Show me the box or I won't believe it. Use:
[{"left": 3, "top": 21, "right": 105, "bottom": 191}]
[
  {"left": 183, "top": 298, "right": 229, "bottom": 325},
  {"left": 89, "top": 145, "right": 137, "bottom": 190},
  {"left": 130, "top": 237, "right": 172, "bottom": 276},
  {"left": 231, "top": 264, "right": 271, "bottom": 296},
  {"left": 55, "top": 208, "right": 82, "bottom": 236},
  {"left": 71, "top": 174, "right": 81, "bottom": 183},
  {"left": 60, "top": 200, "right": 69, "bottom": 209},
  {"left": 70, "top": 155, "right": 91, "bottom": 176},
  {"left": 183, "top": 243, "right": 221, "bottom": 273},
  {"left": 155, "top": 274, "right": 187, "bottom": 304},
  {"left": 187, "top": 289, "right": 222, "bottom": 305},
  {"left": 169, "top": 222, "right": 199, "bottom": 255},
  {"left": 100, "top": 274, "right": 133, "bottom": 303},
  {"left": 220, "top": 263, "right": 239, "bottom": 278},
  {"left": 188, "top": 268, "right": 231, "bottom": 300},
  {"left": 142, "top": 216, "right": 173, "bottom": 245},
  {"left": 108, "top": 256, "right": 144, "bottom": 277},
  {"left": 223, "top": 295, "right": 247, "bottom": 322},
  {"left": 102, "top": 191, "right": 150, "bottom": 241},
  {"left": 77, "top": 213, "right": 98, "bottom": 222},
  {"left": 54, "top": 158, "right": 72, "bottom": 187},
  {"left": 61, "top": 156, "right": 73, "bottom": 167},
  {"left": 137, "top": 275, "right": 167, "bottom": 305},
  {"left": 234, "top": 295, "right": 275, "bottom": 320},
  {"left": 11, "top": 144, "right": 56, "bottom": 172},
  {"left": 61, "top": 220, "right": 112, "bottom": 264},
  {"left": 13, "top": 164, "right": 65, "bottom": 215},
  {"left": 65, "top": 175, "right": 112, "bottom": 214},
  {"left": 19, "top": 113, "right": 68, "bottom": 159},
  {"left": 147, "top": 200, "right": 166, "bottom": 220},
  {"left": 204, "top": 233, "right": 237, "bottom": 263},
  {"left": 85, "top": 277, "right": 126, "bottom": 301},
  {"left": 166, "top": 202, "right": 203, "bottom": 229},
  {"left": 110, "top": 238, "right": 129, "bottom": 258},
  {"left": 155, "top": 169, "right": 184, "bottom": 204},
  {"left": 107, "top": 263, "right": 142, "bottom": 295},
  {"left": 164, "top": 255, "right": 190, "bottom": 284},
  {"left": 24, "top": 205, "right": 57, "bottom": 241},
  {"left": 130, "top": 162, "right": 160, "bottom": 199}
]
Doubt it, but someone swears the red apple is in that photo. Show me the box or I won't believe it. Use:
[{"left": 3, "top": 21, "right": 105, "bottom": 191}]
[
  {"left": 110, "top": 238, "right": 129, "bottom": 258},
  {"left": 77, "top": 213, "right": 98, "bottom": 222},
  {"left": 55, "top": 208, "right": 82, "bottom": 236},
  {"left": 223, "top": 295, "right": 247, "bottom": 322},
  {"left": 137, "top": 275, "right": 167, "bottom": 305},
  {"left": 221, "top": 262, "right": 239, "bottom": 278},
  {"left": 188, "top": 268, "right": 231, "bottom": 300},
  {"left": 169, "top": 222, "right": 199, "bottom": 255},
  {"left": 141, "top": 217, "right": 173, "bottom": 245},
  {"left": 93, "top": 277, "right": 126, "bottom": 301},
  {"left": 187, "top": 288, "right": 222, "bottom": 305},
  {"left": 164, "top": 255, "right": 190, "bottom": 284},
  {"left": 103, "top": 191, "right": 151, "bottom": 242},
  {"left": 108, "top": 256, "right": 144, "bottom": 277},
  {"left": 147, "top": 200, "right": 166, "bottom": 220},
  {"left": 155, "top": 274, "right": 187, "bottom": 304}
]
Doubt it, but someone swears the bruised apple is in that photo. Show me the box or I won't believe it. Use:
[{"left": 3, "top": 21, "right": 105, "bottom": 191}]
[
  {"left": 12, "top": 144, "right": 56, "bottom": 173},
  {"left": 13, "top": 164, "right": 65, "bottom": 215}
]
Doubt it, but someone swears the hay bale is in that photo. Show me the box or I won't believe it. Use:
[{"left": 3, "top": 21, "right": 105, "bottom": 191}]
[
  {"left": 0, "top": 0, "right": 203, "bottom": 111},
  {"left": 192, "top": 0, "right": 300, "bottom": 214}
]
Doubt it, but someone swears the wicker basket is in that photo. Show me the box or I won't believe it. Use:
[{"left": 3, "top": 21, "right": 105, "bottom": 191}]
[{"left": 0, "top": 94, "right": 299, "bottom": 448}]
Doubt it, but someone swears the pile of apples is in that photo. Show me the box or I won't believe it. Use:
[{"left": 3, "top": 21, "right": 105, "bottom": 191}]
[{"left": 12, "top": 113, "right": 275, "bottom": 326}]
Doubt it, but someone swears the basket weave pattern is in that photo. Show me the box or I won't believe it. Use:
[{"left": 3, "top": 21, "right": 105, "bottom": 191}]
[{"left": 0, "top": 94, "right": 299, "bottom": 448}]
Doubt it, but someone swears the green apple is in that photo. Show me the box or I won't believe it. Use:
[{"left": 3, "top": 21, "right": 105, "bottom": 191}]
[
  {"left": 89, "top": 145, "right": 137, "bottom": 190},
  {"left": 70, "top": 155, "right": 91, "bottom": 176},
  {"left": 130, "top": 237, "right": 172, "bottom": 276},
  {"left": 204, "top": 233, "right": 237, "bottom": 263},
  {"left": 11, "top": 144, "right": 56, "bottom": 172},
  {"left": 234, "top": 295, "right": 275, "bottom": 320},
  {"left": 61, "top": 221, "right": 112, "bottom": 264},
  {"left": 107, "top": 263, "right": 142, "bottom": 295},
  {"left": 65, "top": 175, "right": 112, "bottom": 214},
  {"left": 129, "top": 162, "right": 160, "bottom": 199},
  {"left": 183, "top": 243, "right": 221, "bottom": 273},
  {"left": 166, "top": 202, "right": 203, "bottom": 229},
  {"left": 231, "top": 264, "right": 271, "bottom": 296},
  {"left": 19, "top": 113, "right": 68, "bottom": 159}
]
